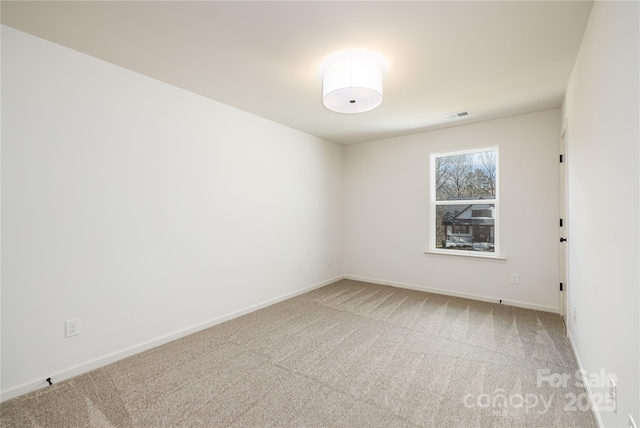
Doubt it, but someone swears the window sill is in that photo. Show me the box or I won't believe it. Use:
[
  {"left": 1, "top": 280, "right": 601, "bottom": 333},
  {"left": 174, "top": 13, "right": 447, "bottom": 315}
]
[{"left": 424, "top": 250, "right": 507, "bottom": 262}]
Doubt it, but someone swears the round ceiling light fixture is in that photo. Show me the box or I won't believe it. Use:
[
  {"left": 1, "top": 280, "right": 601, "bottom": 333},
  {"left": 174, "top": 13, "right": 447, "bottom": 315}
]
[{"left": 321, "top": 50, "right": 387, "bottom": 114}]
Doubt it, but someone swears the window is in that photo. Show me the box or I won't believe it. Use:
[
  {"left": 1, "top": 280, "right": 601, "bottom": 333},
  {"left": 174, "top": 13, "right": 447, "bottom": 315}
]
[
  {"left": 472, "top": 209, "right": 492, "bottom": 218},
  {"left": 430, "top": 147, "right": 498, "bottom": 255},
  {"left": 452, "top": 225, "right": 470, "bottom": 234}
]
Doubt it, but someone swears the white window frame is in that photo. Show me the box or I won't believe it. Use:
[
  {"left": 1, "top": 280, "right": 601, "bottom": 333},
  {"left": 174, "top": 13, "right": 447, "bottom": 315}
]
[{"left": 427, "top": 146, "right": 502, "bottom": 259}]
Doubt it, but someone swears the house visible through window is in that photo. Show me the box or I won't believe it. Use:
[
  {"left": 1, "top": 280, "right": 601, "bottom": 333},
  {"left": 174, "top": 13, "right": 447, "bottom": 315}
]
[{"left": 430, "top": 147, "right": 498, "bottom": 254}]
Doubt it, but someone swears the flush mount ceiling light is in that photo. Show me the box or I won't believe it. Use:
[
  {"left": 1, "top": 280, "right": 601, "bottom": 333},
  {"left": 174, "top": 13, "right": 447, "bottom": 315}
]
[{"left": 321, "top": 50, "right": 387, "bottom": 114}]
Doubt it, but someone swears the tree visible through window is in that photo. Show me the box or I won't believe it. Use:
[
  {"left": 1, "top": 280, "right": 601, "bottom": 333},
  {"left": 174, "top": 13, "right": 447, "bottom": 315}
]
[{"left": 430, "top": 148, "right": 498, "bottom": 254}]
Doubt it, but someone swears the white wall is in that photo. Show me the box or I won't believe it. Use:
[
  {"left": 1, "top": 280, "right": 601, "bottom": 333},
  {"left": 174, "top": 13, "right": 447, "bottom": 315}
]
[
  {"left": 344, "top": 109, "right": 561, "bottom": 311},
  {"left": 1, "top": 26, "right": 343, "bottom": 399},
  {"left": 562, "top": 2, "right": 639, "bottom": 427}
]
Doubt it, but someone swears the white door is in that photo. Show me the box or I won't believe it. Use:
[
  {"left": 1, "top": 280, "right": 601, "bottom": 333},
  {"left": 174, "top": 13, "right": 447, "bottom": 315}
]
[{"left": 559, "top": 124, "right": 569, "bottom": 331}]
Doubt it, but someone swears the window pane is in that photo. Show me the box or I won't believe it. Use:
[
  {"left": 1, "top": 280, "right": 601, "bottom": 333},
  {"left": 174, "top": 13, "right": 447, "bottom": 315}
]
[
  {"left": 435, "top": 150, "right": 496, "bottom": 201},
  {"left": 435, "top": 204, "right": 495, "bottom": 252}
]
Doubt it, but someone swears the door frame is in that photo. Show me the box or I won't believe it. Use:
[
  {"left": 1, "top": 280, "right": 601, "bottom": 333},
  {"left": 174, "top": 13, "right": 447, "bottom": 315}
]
[{"left": 559, "top": 121, "right": 570, "bottom": 332}]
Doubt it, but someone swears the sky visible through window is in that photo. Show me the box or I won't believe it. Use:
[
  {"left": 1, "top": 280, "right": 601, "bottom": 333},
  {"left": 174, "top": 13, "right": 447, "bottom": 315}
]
[{"left": 436, "top": 151, "right": 496, "bottom": 201}]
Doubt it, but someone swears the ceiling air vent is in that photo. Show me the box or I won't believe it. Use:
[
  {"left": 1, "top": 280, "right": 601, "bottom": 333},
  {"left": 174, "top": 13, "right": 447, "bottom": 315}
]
[{"left": 443, "top": 110, "right": 471, "bottom": 119}]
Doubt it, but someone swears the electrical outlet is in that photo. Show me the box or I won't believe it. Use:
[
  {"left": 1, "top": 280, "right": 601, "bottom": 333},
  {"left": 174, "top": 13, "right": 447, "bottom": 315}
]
[
  {"left": 572, "top": 305, "right": 577, "bottom": 322},
  {"left": 65, "top": 319, "right": 80, "bottom": 338},
  {"left": 511, "top": 273, "right": 519, "bottom": 284},
  {"left": 629, "top": 414, "right": 638, "bottom": 428},
  {"left": 327, "top": 258, "right": 332, "bottom": 267},
  {"left": 608, "top": 377, "right": 617, "bottom": 413}
]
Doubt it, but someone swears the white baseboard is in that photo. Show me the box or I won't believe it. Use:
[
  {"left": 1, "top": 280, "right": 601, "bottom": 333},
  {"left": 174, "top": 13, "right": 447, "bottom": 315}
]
[
  {"left": 567, "top": 331, "right": 604, "bottom": 428},
  {"left": 0, "top": 275, "right": 344, "bottom": 402},
  {"left": 343, "top": 274, "right": 559, "bottom": 314},
  {"left": 3, "top": 273, "right": 558, "bottom": 402}
]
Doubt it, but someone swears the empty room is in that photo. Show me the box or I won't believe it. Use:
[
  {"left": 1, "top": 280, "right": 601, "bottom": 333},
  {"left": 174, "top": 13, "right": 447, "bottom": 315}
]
[{"left": 1, "top": 1, "right": 638, "bottom": 427}]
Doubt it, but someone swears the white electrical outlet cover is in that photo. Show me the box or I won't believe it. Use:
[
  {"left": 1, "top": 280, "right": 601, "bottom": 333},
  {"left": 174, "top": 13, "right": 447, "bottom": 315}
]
[{"left": 65, "top": 319, "right": 80, "bottom": 338}]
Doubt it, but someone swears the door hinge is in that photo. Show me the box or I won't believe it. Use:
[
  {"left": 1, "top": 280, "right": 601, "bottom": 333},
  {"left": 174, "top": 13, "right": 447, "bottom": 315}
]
[
  {"left": 560, "top": 283, "right": 563, "bottom": 291},
  {"left": 560, "top": 154, "right": 564, "bottom": 163},
  {"left": 560, "top": 218, "right": 563, "bottom": 227}
]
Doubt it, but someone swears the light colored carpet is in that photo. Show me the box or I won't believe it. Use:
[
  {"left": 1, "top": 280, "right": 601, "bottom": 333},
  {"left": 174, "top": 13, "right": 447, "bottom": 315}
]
[{"left": 1, "top": 279, "right": 597, "bottom": 427}]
